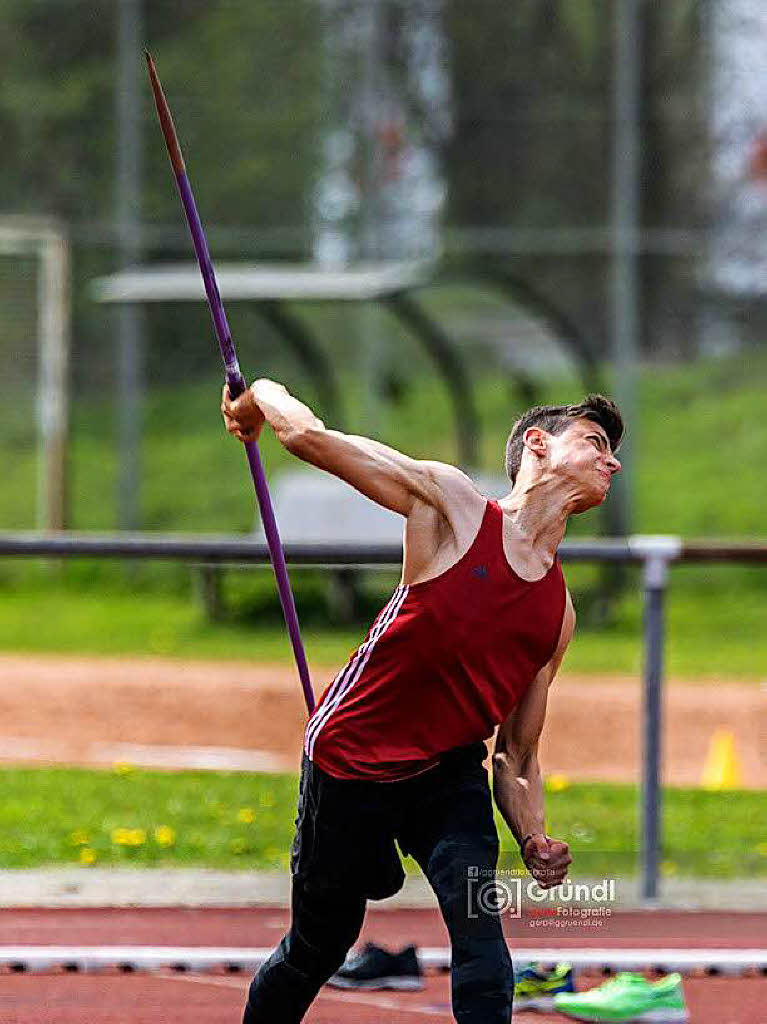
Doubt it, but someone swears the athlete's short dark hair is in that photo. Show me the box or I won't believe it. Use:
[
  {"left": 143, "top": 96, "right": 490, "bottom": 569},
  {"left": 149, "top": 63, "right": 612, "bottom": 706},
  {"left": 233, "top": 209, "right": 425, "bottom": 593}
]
[{"left": 505, "top": 394, "right": 624, "bottom": 485}]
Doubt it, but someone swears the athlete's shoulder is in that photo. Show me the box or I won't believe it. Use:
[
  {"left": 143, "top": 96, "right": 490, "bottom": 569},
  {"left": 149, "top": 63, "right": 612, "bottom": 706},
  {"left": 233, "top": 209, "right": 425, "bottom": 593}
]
[
  {"left": 421, "top": 460, "right": 480, "bottom": 489},
  {"left": 420, "top": 461, "right": 486, "bottom": 514}
]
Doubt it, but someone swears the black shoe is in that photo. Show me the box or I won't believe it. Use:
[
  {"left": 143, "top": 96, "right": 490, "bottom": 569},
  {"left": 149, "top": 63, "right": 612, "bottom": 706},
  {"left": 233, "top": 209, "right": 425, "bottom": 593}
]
[{"left": 327, "top": 943, "right": 424, "bottom": 991}]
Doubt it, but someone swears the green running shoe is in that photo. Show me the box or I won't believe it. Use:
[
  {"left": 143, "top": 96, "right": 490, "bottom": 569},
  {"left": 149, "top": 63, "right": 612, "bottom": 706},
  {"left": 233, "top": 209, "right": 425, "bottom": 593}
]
[
  {"left": 514, "top": 962, "right": 575, "bottom": 1011},
  {"left": 553, "top": 971, "right": 689, "bottom": 1022}
]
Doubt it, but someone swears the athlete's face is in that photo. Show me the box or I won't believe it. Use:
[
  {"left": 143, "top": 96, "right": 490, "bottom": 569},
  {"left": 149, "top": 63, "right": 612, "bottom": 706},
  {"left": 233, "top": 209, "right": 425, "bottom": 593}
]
[{"left": 547, "top": 418, "right": 621, "bottom": 511}]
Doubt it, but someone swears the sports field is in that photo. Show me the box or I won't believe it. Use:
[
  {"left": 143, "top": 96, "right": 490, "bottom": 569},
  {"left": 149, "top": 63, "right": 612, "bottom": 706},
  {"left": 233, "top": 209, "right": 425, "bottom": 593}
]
[
  {"left": 3, "top": 5, "right": 767, "bottom": 1022},
  {"left": 0, "top": 656, "right": 762, "bottom": 786},
  {"left": 1, "top": 907, "right": 764, "bottom": 1023},
  {"left": 0, "top": 657, "right": 764, "bottom": 1023},
  {"left": 0, "top": 657, "right": 764, "bottom": 879}
]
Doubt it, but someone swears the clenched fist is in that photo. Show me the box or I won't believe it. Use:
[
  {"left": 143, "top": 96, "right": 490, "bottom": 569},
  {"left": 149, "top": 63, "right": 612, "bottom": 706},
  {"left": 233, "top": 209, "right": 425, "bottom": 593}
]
[
  {"left": 521, "top": 833, "right": 571, "bottom": 889},
  {"left": 221, "top": 383, "right": 265, "bottom": 443}
]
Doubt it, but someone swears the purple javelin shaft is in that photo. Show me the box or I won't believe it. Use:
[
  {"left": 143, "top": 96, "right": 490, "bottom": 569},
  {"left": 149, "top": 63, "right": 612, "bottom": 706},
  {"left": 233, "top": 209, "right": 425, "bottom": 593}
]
[{"left": 145, "top": 53, "right": 314, "bottom": 713}]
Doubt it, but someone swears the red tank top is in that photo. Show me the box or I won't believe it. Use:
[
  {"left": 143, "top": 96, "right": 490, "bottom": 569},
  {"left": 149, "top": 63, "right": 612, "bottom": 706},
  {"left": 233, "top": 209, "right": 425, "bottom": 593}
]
[{"left": 305, "top": 500, "right": 566, "bottom": 781}]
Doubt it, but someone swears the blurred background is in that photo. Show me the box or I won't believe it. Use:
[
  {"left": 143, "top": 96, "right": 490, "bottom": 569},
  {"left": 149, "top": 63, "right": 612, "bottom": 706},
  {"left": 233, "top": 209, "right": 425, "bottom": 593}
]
[
  {"left": 1, "top": 0, "right": 765, "bottom": 659},
  {"left": 0, "top": 0, "right": 763, "bottom": 887}
]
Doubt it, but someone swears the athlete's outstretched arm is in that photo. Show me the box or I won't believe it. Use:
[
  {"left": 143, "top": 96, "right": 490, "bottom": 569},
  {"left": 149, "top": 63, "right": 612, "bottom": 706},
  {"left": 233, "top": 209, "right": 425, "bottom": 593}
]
[
  {"left": 492, "top": 594, "right": 575, "bottom": 889},
  {"left": 221, "top": 378, "right": 472, "bottom": 517}
]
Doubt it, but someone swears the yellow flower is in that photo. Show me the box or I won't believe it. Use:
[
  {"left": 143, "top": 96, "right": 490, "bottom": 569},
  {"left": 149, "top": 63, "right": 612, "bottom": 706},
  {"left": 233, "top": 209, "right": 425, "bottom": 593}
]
[
  {"left": 113, "top": 762, "right": 134, "bottom": 775},
  {"left": 661, "top": 859, "right": 678, "bottom": 876},
  {"left": 69, "top": 830, "right": 90, "bottom": 846},
  {"left": 153, "top": 825, "right": 176, "bottom": 847},
  {"left": 237, "top": 808, "right": 256, "bottom": 824},
  {"left": 545, "top": 774, "right": 570, "bottom": 793},
  {"left": 111, "top": 827, "right": 147, "bottom": 847},
  {"left": 79, "top": 847, "right": 97, "bottom": 866},
  {"left": 755, "top": 842, "right": 767, "bottom": 857}
]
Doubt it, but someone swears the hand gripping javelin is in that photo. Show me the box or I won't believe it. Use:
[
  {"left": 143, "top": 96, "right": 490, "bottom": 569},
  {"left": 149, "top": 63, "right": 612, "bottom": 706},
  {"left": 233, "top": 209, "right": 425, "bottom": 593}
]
[{"left": 145, "top": 52, "right": 314, "bottom": 714}]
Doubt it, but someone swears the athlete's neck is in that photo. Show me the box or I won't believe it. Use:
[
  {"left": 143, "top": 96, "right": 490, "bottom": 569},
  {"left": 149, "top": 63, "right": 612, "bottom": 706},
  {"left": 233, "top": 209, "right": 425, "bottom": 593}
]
[{"left": 497, "top": 472, "right": 580, "bottom": 563}]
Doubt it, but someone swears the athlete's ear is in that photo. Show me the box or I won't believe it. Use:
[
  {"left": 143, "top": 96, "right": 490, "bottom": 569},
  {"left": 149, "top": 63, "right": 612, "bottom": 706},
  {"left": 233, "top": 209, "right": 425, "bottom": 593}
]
[{"left": 522, "top": 426, "right": 548, "bottom": 460}]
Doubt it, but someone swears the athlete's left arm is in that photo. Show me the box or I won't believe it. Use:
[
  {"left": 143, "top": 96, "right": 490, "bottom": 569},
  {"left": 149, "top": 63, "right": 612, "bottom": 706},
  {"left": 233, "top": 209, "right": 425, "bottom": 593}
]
[{"left": 491, "top": 591, "right": 575, "bottom": 889}]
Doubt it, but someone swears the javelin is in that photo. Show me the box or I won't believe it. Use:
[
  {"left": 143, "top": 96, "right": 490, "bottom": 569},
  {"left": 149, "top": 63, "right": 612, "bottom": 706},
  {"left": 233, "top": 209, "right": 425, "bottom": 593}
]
[{"left": 145, "top": 51, "right": 314, "bottom": 714}]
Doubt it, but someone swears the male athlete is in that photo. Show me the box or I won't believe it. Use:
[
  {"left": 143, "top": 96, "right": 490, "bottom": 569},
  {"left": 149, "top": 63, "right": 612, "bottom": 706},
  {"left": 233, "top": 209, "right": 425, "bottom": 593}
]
[{"left": 221, "top": 380, "right": 623, "bottom": 1024}]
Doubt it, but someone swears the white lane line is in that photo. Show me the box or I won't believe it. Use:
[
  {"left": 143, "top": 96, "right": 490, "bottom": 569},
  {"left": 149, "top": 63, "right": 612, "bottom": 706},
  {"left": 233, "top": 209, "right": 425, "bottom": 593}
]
[
  {"left": 0, "top": 738, "right": 293, "bottom": 773},
  {"left": 157, "top": 972, "right": 448, "bottom": 1017},
  {"left": 319, "top": 992, "right": 445, "bottom": 1017},
  {"left": 91, "top": 742, "right": 293, "bottom": 772},
  {"left": 157, "top": 973, "right": 246, "bottom": 991}
]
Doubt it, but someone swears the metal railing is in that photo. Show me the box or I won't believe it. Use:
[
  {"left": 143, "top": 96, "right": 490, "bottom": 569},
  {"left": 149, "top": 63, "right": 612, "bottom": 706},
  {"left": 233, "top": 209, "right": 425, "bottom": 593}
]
[{"left": 1, "top": 531, "right": 764, "bottom": 903}]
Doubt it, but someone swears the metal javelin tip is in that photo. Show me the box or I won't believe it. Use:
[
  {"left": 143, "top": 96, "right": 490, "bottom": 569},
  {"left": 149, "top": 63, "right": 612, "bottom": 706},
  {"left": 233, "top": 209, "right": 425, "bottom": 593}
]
[{"left": 145, "top": 52, "right": 185, "bottom": 175}]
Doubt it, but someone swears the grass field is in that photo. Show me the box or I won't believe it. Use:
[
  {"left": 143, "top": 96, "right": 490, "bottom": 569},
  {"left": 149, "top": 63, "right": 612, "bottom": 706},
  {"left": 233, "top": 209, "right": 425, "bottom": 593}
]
[
  {"left": 1, "top": 766, "right": 764, "bottom": 878},
  {"left": 0, "top": 354, "right": 765, "bottom": 676},
  {"left": 0, "top": 562, "right": 764, "bottom": 677}
]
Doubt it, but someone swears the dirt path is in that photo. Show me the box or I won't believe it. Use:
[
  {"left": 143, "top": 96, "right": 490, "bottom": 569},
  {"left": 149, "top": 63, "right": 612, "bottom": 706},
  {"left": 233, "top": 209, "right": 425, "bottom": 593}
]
[{"left": 0, "top": 655, "right": 763, "bottom": 786}]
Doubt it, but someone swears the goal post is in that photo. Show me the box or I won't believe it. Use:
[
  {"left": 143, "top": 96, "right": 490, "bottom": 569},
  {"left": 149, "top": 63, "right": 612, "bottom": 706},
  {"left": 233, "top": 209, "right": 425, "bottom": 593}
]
[{"left": 0, "top": 217, "right": 70, "bottom": 531}]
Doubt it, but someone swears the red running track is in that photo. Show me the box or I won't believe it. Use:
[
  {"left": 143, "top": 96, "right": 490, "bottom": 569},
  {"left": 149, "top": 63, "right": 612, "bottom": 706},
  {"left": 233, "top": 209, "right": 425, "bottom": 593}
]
[
  {"left": 1, "top": 905, "right": 766, "bottom": 947},
  {"left": 0, "top": 907, "right": 764, "bottom": 1024}
]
